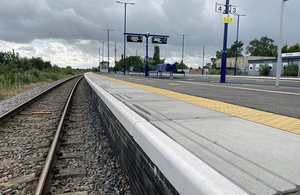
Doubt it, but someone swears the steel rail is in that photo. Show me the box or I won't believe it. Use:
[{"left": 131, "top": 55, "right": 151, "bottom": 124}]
[
  {"left": 0, "top": 75, "right": 82, "bottom": 123},
  {"left": 34, "top": 76, "right": 83, "bottom": 195}
]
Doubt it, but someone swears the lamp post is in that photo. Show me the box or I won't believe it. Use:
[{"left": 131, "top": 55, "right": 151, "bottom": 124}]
[
  {"left": 102, "top": 41, "right": 104, "bottom": 63},
  {"left": 115, "top": 42, "right": 117, "bottom": 74},
  {"left": 179, "top": 34, "right": 188, "bottom": 71},
  {"left": 136, "top": 50, "right": 138, "bottom": 67},
  {"left": 99, "top": 41, "right": 104, "bottom": 72},
  {"left": 116, "top": 1, "right": 135, "bottom": 75},
  {"left": 276, "top": 0, "right": 289, "bottom": 87},
  {"left": 202, "top": 46, "right": 205, "bottom": 75},
  {"left": 234, "top": 14, "right": 246, "bottom": 76},
  {"left": 103, "top": 29, "right": 114, "bottom": 73}
]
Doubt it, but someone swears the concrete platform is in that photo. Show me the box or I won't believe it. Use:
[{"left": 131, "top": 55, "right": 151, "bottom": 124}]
[{"left": 85, "top": 72, "right": 300, "bottom": 195}]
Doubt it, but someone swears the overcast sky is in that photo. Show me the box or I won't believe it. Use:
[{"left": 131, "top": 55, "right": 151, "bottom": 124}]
[{"left": 0, "top": 0, "right": 299, "bottom": 69}]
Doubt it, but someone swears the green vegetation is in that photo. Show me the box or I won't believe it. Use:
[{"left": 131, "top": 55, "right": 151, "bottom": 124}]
[
  {"left": 174, "top": 61, "right": 189, "bottom": 70},
  {"left": 214, "top": 37, "right": 300, "bottom": 59},
  {"left": 258, "top": 64, "right": 270, "bottom": 76},
  {"left": 246, "top": 36, "right": 277, "bottom": 57},
  {"left": 216, "top": 41, "right": 244, "bottom": 59},
  {"left": 282, "top": 64, "right": 299, "bottom": 76},
  {"left": 0, "top": 49, "right": 84, "bottom": 100},
  {"left": 209, "top": 69, "right": 221, "bottom": 75},
  {"left": 275, "top": 43, "right": 300, "bottom": 57},
  {"left": 236, "top": 70, "right": 242, "bottom": 75},
  {"left": 210, "top": 58, "right": 217, "bottom": 68},
  {"left": 153, "top": 45, "right": 160, "bottom": 65},
  {"left": 208, "top": 69, "right": 232, "bottom": 75},
  {"left": 104, "top": 56, "right": 188, "bottom": 71}
]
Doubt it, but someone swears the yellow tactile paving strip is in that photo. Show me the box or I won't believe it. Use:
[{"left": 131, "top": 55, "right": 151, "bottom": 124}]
[{"left": 91, "top": 73, "right": 300, "bottom": 135}]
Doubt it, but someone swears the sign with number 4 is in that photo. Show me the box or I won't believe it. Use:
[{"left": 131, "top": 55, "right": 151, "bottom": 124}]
[{"left": 215, "top": 3, "right": 225, "bottom": 13}]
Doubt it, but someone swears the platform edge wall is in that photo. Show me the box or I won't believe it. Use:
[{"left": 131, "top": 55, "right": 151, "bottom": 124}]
[{"left": 87, "top": 81, "right": 176, "bottom": 195}]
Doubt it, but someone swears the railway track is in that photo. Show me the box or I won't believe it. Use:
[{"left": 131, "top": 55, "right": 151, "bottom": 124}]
[{"left": 0, "top": 77, "right": 131, "bottom": 195}]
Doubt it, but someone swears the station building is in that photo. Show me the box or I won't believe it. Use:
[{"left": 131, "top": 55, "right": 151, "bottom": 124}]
[
  {"left": 216, "top": 56, "right": 275, "bottom": 70},
  {"left": 248, "top": 52, "right": 300, "bottom": 76}
]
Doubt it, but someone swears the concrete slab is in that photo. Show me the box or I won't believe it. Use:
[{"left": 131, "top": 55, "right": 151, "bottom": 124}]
[
  {"left": 123, "top": 101, "right": 169, "bottom": 121},
  {"left": 111, "top": 91, "right": 172, "bottom": 102},
  {"left": 151, "top": 119, "right": 298, "bottom": 193},
  {"left": 174, "top": 118, "right": 300, "bottom": 184},
  {"left": 137, "top": 100, "right": 231, "bottom": 120}
]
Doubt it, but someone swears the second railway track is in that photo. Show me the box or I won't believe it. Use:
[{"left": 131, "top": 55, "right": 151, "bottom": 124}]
[{"left": 0, "top": 77, "right": 131, "bottom": 195}]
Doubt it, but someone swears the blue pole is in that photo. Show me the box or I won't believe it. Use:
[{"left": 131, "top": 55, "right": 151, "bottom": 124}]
[
  {"left": 145, "top": 35, "right": 149, "bottom": 76},
  {"left": 220, "top": 0, "right": 229, "bottom": 83}
]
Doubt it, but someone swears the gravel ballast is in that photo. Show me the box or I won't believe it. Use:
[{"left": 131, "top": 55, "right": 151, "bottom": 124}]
[{"left": 0, "top": 77, "right": 132, "bottom": 194}]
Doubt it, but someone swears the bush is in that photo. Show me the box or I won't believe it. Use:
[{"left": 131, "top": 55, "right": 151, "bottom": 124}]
[
  {"left": 209, "top": 69, "right": 229, "bottom": 75},
  {"left": 0, "top": 75, "right": 5, "bottom": 83},
  {"left": 259, "top": 64, "right": 270, "bottom": 76},
  {"left": 209, "top": 69, "right": 221, "bottom": 75},
  {"left": 282, "top": 64, "right": 299, "bottom": 76},
  {"left": 28, "top": 68, "right": 41, "bottom": 82},
  {"left": 0, "top": 49, "right": 88, "bottom": 100},
  {"left": 43, "top": 71, "right": 61, "bottom": 80},
  {"left": 63, "top": 66, "right": 74, "bottom": 75},
  {"left": 16, "top": 71, "right": 32, "bottom": 84}
]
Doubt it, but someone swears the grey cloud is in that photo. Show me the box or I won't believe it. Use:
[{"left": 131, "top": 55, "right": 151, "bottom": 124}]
[
  {"left": 17, "top": 46, "right": 36, "bottom": 52},
  {"left": 0, "top": 0, "right": 300, "bottom": 69}
]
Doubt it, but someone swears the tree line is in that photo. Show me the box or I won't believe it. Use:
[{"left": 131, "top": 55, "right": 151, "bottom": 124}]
[
  {"left": 93, "top": 45, "right": 189, "bottom": 72},
  {"left": 0, "top": 49, "right": 83, "bottom": 100},
  {"left": 210, "top": 36, "right": 300, "bottom": 68}
]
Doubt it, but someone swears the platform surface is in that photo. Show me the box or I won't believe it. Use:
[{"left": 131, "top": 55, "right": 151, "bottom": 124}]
[{"left": 85, "top": 72, "right": 300, "bottom": 195}]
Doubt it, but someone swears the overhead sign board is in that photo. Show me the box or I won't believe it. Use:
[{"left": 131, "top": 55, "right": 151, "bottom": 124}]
[
  {"left": 222, "top": 14, "right": 234, "bottom": 23},
  {"left": 152, "top": 37, "right": 167, "bottom": 44},
  {"left": 127, "top": 35, "right": 143, "bottom": 43}
]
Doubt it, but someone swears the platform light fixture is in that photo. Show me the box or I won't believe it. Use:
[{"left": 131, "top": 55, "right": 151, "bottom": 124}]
[
  {"left": 116, "top": 1, "right": 135, "bottom": 74},
  {"left": 103, "top": 29, "right": 114, "bottom": 73},
  {"left": 179, "top": 34, "right": 188, "bottom": 71},
  {"left": 234, "top": 14, "right": 246, "bottom": 76},
  {"left": 276, "top": 0, "right": 289, "bottom": 87}
]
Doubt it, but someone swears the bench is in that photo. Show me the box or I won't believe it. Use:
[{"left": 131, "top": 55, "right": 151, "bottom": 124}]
[
  {"left": 149, "top": 64, "right": 172, "bottom": 78},
  {"left": 167, "top": 64, "right": 185, "bottom": 78},
  {"left": 124, "top": 66, "right": 144, "bottom": 75},
  {"left": 129, "top": 66, "right": 144, "bottom": 74},
  {"left": 149, "top": 64, "right": 185, "bottom": 78}
]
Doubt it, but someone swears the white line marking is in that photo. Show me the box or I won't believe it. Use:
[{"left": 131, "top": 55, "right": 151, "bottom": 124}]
[{"left": 178, "top": 81, "right": 300, "bottom": 96}]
